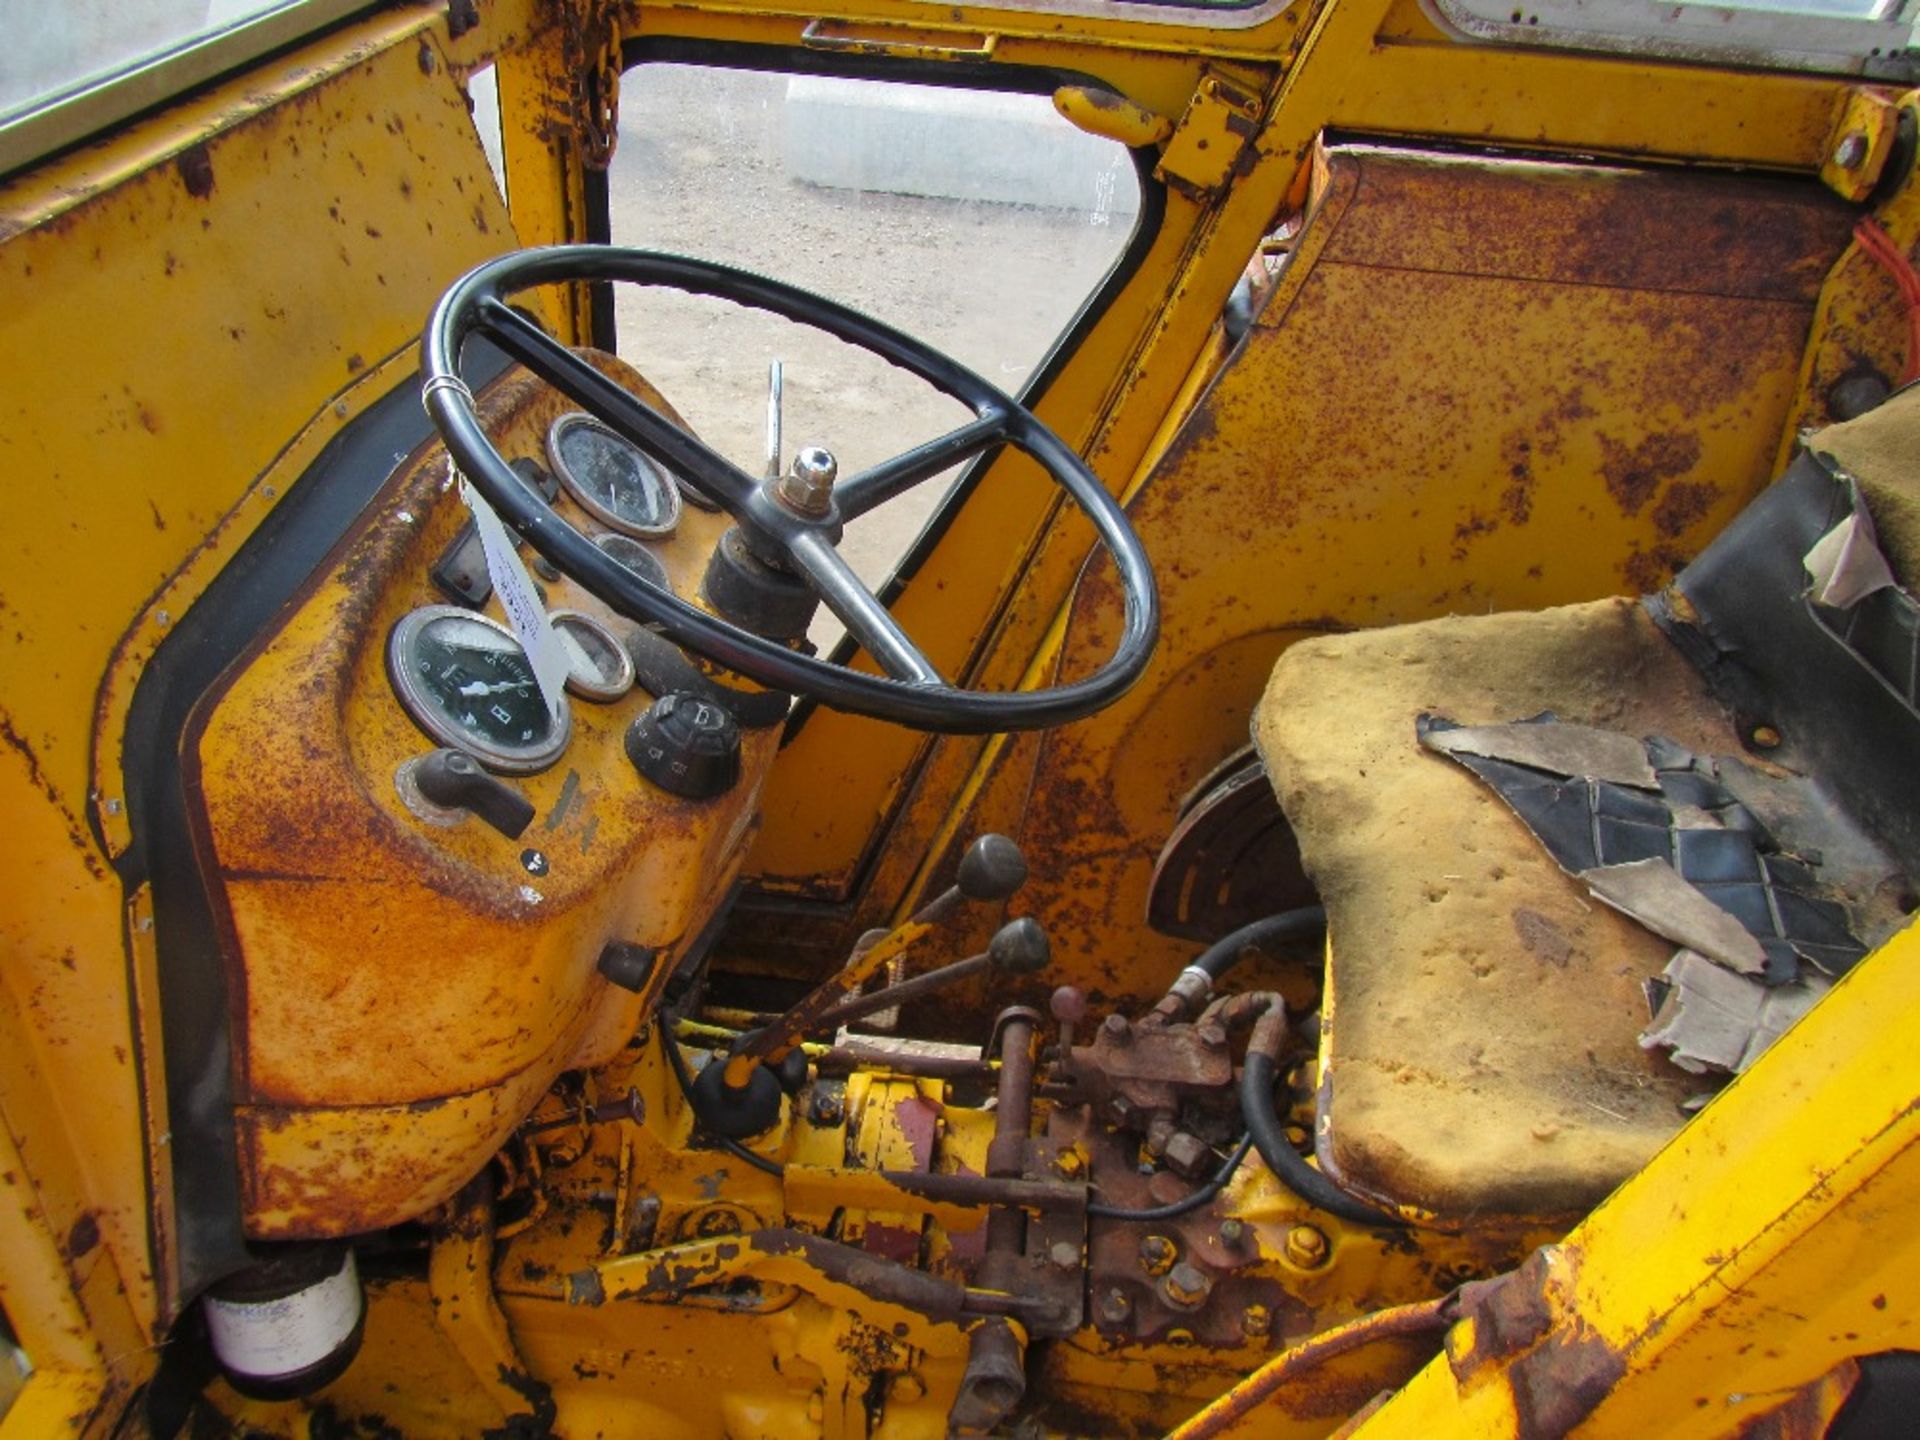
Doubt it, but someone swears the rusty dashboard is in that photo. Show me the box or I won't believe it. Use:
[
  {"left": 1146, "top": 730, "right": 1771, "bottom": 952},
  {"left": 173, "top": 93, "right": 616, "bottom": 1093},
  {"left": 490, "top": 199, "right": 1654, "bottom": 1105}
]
[{"left": 183, "top": 352, "right": 777, "bottom": 1239}]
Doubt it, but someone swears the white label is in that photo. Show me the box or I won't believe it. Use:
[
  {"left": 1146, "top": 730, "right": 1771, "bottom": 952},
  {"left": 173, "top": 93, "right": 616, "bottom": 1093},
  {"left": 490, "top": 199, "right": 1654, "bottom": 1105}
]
[
  {"left": 205, "top": 1251, "right": 362, "bottom": 1379},
  {"left": 459, "top": 476, "right": 571, "bottom": 719}
]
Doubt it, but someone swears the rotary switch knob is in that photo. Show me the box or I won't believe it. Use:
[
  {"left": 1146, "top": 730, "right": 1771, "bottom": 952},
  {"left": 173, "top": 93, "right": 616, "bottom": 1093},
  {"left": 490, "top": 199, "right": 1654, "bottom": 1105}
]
[{"left": 625, "top": 691, "right": 742, "bottom": 800}]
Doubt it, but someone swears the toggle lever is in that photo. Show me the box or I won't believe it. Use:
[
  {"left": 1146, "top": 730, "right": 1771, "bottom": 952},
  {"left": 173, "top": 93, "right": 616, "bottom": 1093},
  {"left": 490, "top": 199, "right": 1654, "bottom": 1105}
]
[
  {"left": 688, "top": 834, "right": 1027, "bottom": 1136},
  {"left": 808, "top": 918, "right": 1049, "bottom": 1034}
]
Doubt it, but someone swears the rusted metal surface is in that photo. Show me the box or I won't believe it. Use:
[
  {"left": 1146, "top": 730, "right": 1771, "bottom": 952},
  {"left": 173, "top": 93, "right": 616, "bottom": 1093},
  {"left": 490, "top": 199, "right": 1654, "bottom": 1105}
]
[
  {"left": 1148, "top": 747, "right": 1316, "bottom": 944},
  {"left": 1162, "top": 1298, "right": 1455, "bottom": 1439},
  {"left": 877, "top": 1170, "right": 1087, "bottom": 1214},
  {"left": 571, "top": 1226, "right": 1049, "bottom": 1324},
  {"left": 201, "top": 352, "right": 761, "bottom": 1236},
  {"left": 1006, "top": 141, "right": 1859, "bottom": 1019}
]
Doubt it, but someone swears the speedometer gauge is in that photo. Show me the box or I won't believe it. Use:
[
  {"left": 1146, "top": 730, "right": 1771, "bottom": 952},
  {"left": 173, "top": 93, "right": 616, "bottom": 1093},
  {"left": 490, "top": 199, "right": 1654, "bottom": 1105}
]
[
  {"left": 547, "top": 412, "right": 681, "bottom": 538},
  {"left": 388, "top": 605, "right": 572, "bottom": 773}
]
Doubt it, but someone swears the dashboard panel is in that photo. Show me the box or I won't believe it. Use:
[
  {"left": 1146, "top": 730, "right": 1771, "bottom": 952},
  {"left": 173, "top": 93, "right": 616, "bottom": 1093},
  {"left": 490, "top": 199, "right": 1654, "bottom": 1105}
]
[{"left": 186, "top": 352, "right": 780, "bottom": 1238}]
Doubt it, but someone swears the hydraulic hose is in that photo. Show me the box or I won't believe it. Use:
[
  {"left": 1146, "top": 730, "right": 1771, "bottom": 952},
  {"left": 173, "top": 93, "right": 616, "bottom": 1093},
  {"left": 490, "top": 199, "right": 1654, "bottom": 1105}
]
[
  {"left": 1149, "top": 907, "right": 1327, "bottom": 1026},
  {"left": 1241, "top": 1049, "right": 1400, "bottom": 1228},
  {"left": 1191, "top": 905, "right": 1328, "bottom": 981}
]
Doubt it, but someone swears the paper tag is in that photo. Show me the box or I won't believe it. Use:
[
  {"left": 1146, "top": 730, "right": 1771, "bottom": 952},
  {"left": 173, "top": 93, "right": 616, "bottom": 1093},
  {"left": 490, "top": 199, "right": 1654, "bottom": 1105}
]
[{"left": 459, "top": 476, "right": 571, "bottom": 718}]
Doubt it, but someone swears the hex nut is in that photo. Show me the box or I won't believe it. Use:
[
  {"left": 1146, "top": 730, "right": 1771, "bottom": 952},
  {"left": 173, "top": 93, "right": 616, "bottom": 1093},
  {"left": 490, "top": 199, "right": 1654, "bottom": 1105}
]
[
  {"left": 1138, "top": 1234, "right": 1177, "bottom": 1276},
  {"left": 1284, "top": 1224, "right": 1330, "bottom": 1270},
  {"left": 1832, "top": 129, "right": 1870, "bottom": 171},
  {"left": 1096, "top": 1287, "right": 1132, "bottom": 1325},
  {"left": 1048, "top": 1241, "right": 1081, "bottom": 1271},
  {"left": 1219, "top": 1219, "right": 1248, "bottom": 1248},
  {"left": 1163, "top": 1131, "right": 1213, "bottom": 1180},
  {"left": 1161, "top": 1262, "right": 1211, "bottom": 1310}
]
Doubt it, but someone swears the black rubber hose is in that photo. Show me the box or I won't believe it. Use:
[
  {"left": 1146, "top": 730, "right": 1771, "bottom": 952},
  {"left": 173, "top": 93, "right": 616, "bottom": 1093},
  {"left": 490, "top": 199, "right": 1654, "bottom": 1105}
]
[
  {"left": 1241, "top": 1050, "right": 1401, "bottom": 1227},
  {"left": 1192, "top": 906, "right": 1328, "bottom": 981},
  {"left": 1086, "top": 1135, "right": 1254, "bottom": 1222}
]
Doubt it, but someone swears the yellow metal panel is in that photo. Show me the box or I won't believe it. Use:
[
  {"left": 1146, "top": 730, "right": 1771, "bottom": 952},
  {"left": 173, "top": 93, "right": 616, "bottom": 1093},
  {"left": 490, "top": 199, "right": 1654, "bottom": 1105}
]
[{"left": 1354, "top": 920, "right": 1920, "bottom": 1438}]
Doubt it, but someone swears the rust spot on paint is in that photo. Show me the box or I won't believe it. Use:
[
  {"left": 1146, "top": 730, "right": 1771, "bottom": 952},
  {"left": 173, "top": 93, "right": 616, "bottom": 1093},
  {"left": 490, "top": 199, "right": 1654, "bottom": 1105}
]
[
  {"left": 1599, "top": 431, "right": 1702, "bottom": 517},
  {"left": 65, "top": 1210, "right": 100, "bottom": 1261},
  {"left": 1651, "top": 479, "right": 1719, "bottom": 538},
  {"left": 176, "top": 144, "right": 215, "bottom": 199}
]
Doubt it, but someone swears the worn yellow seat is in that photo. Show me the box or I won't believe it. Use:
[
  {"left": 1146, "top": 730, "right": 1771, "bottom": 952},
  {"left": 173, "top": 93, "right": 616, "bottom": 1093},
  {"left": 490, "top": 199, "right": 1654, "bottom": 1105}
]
[{"left": 1252, "top": 390, "right": 1920, "bottom": 1223}]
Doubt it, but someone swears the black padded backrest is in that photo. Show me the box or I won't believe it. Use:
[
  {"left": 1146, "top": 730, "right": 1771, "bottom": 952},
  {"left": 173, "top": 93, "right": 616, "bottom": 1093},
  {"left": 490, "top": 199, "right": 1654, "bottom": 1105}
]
[{"left": 1650, "top": 439, "right": 1920, "bottom": 870}]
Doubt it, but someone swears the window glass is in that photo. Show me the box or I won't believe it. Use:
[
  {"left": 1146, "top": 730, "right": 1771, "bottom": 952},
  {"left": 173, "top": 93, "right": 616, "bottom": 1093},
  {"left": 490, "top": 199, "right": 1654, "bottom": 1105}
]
[
  {"left": 0, "top": 0, "right": 293, "bottom": 122},
  {"left": 605, "top": 64, "right": 1140, "bottom": 651},
  {"left": 1429, "top": 0, "right": 1914, "bottom": 74}
]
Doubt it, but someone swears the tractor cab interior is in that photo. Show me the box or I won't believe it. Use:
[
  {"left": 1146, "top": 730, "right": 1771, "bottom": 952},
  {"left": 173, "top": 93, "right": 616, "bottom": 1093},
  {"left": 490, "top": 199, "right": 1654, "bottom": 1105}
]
[{"left": 2, "top": 2, "right": 1919, "bottom": 1437}]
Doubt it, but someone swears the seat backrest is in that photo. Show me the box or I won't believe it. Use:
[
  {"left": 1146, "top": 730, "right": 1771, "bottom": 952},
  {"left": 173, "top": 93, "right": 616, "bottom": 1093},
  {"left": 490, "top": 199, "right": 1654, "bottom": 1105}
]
[{"left": 1652, "top": 387, "right": 1920, "bottom": 870}]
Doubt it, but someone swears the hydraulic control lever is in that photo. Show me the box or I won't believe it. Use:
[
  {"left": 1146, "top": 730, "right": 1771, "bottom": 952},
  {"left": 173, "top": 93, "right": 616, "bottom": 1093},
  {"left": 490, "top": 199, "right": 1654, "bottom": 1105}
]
[
  {"left": 808, "top": 917, "right": 1049, "bottom": 1033},
  {"left": 688, "top": 834, "right": 1028, "bottom": 1136}
]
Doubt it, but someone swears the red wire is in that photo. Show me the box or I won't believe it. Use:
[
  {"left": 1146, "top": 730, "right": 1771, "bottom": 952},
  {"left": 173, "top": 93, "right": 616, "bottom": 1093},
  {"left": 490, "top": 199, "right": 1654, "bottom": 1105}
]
[{"left": 1854, "top": 216, "right": 1920, "bottom": 384}]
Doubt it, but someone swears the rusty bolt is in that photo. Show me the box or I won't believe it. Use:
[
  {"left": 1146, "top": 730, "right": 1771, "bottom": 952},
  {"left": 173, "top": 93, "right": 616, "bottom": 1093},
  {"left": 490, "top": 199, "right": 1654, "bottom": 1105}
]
[
  {"left": 1219, "top": 1219, "right": 1249, "bottom": 1249},
  {"left": 1138, "top": 1234, "right": 1177, "bottom": 1276},
  {"left": 809, "top": 1090, "right": 844, "bottom": 1126},
  {"left": 1832, "top": 129, "right": 1870, "bottom": 171},
  {"left": 1096, "top": 1287, "right": 1132, "bottom": 1325},
  {"left": 1164, "top": 1131, "right": 1214, "bottom": 1180},
  {"left": 1101, "top": 1013, "right": 1131, "bottom": 1045},
  {"left": 1161, "top": 1262, "right": 1211, "bottom": 1310},
  {"left": 1048, "top": 1241, "right": 1081, "bottom": 1271},
  {"left": 1241, "top": 1303, "right": 1272, "bottom": 1338},
  {"left": 1284, "top": 1224, "right": 1330, "bottom": 1270}
]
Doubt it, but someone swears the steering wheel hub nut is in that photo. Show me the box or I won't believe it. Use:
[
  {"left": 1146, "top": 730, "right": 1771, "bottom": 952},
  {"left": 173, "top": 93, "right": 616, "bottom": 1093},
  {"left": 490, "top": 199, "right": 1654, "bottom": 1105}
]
[{"left": 774, "top": 446, "right": 838, "bottom": 517}]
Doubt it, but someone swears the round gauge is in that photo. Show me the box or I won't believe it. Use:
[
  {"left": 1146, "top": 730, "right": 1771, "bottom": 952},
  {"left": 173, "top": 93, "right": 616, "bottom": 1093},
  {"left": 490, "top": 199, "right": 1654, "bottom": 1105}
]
[
  {"left": 547, "top": 412, "right": 682, "bottom": 538},
  {"left": 387, "top": 605, "right": 572, "bottom": 774},
  {"left": 594, "top": 531, "right": 670, "bottom": 589},
  {"left": 550, "top": 610, "right": 636, "bottom": 703}
]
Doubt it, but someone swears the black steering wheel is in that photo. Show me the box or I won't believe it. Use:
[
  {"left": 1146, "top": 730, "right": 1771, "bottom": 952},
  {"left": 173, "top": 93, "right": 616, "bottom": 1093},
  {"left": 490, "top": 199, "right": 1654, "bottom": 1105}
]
[{"left": 421, "top": 246, "right": 1157, "bottom": 734}]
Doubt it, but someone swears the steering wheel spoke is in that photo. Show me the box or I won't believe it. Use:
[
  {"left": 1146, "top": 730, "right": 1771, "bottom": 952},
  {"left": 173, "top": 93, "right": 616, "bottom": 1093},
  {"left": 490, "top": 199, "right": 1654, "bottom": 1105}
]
[
  {"left": 835, "top": 409, "right": 1010, "bottom": 519},
  {"left": 475, "top": 297, "right": 759, "bottom": 514},
  {"left": 786, "top": 532, "right": 944, "bottom": 686}
]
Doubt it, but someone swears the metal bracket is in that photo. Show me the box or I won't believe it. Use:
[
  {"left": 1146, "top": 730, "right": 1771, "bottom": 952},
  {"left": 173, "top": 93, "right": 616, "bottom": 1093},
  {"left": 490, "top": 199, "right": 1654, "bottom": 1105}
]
[
  {"left": 1154, "top": 70, "right": 1264, "bottom": 204},
  {"left": 1820, "top": 88, "right": 1903, "bottom": 203}
]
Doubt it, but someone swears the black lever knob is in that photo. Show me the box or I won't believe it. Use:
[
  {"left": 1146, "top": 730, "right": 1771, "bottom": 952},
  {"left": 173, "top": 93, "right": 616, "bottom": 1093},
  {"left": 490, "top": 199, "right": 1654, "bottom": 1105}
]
[
  {"left": 413, "top": 749, "right": 535, "bottom": 839},
  {"left": 957, "top": 834, "right": 1027, "bottom": 901},
  {"left": 987, "top": 917, "right": 1050, "bottom": 975}
]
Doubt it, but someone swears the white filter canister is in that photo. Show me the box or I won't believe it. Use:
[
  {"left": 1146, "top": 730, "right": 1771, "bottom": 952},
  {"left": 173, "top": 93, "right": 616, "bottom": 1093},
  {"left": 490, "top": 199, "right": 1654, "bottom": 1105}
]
[{"left": 205, "top": 1248, "right": 363, "bottom": 1385}]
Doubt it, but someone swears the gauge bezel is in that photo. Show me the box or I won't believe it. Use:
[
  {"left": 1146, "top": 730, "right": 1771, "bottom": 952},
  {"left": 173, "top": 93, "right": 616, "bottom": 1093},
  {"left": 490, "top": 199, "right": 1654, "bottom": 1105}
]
[
  {"left": 387, "top": 604, "right": 573, "bottom": 774},
  {"left": 549, "top": 608, "right": 637, "bottom": 703},
  {"left": 546, "top": 411, "right": 683, "bottom": 538},
  {"left": 592, "top": 530, "right": 671, "bottom": 590}
]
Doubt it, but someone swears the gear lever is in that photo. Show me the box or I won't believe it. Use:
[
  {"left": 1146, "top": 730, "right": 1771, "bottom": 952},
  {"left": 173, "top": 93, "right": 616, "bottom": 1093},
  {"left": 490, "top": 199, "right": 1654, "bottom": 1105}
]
[{"left": 688, "top": 834, "right": 1028, "bottom": 1136}]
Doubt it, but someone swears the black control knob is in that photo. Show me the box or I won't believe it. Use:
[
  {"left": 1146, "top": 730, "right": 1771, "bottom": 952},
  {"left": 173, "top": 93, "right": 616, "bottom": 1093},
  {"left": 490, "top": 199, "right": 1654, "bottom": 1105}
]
[
  {"left": 412, "top": 748, "right": 535, "bottom": 838},
  {"left": 625, "top": 691, "right": 742, "bottom": 800}
]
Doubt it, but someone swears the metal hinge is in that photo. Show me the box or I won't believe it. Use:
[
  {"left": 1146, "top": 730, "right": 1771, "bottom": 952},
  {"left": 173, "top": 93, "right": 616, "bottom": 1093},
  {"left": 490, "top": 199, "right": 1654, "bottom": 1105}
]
[{"left": 1154, "top": 70, "right": 1264, "bottom": 204}]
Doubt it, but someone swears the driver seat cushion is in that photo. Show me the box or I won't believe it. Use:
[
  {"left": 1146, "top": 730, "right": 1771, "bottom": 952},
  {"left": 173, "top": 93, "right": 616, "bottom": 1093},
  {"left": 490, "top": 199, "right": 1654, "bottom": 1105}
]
[
  {"left": 1253, "top": 387, "right": 1920, "bottom": 1222},
  {"left": 1253, "top": 598, "right": 1727, "bottom": 1220}
]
